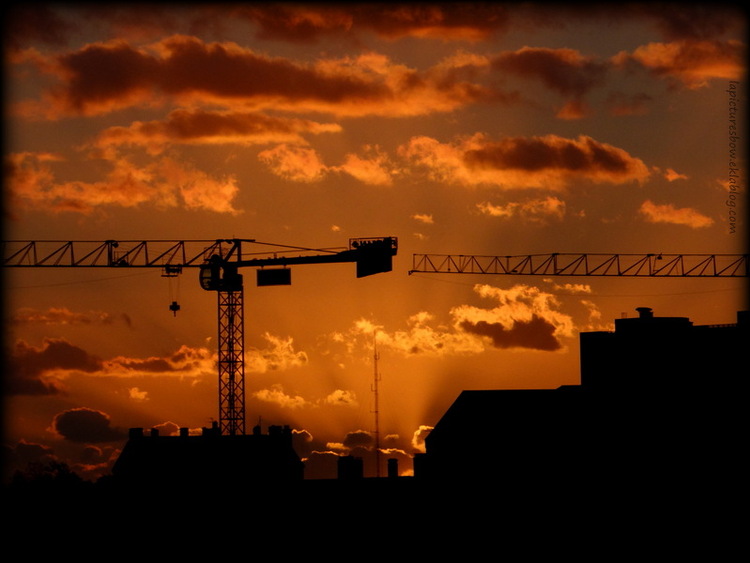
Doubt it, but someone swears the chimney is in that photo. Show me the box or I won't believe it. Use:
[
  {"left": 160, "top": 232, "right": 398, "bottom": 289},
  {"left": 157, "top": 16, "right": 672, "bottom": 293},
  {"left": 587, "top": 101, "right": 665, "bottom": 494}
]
[
  {"left": 388, "top": 458, "right": 399, "bottom": 478},
  {"left": 635, "top": 307, "right": 653, "bottom": 319}
]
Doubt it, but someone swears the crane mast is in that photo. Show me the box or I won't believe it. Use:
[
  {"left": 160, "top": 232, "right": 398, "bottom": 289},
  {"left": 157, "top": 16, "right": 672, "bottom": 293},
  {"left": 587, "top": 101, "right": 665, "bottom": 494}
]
[{"left": 3, "top": 237, "right": 398, "bottom": 436}]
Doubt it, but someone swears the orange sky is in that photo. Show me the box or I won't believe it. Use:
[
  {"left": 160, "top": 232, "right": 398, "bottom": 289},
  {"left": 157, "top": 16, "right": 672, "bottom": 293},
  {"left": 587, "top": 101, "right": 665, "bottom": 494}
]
[{"left": 2, "top": 3, "right": 747, "bottom": 481}]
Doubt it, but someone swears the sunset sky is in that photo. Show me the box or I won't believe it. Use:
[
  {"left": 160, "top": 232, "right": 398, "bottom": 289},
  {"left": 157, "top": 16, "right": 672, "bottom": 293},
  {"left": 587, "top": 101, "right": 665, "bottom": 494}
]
[{"left": 2, "top": 3, "right": 747, "bottom": 481}]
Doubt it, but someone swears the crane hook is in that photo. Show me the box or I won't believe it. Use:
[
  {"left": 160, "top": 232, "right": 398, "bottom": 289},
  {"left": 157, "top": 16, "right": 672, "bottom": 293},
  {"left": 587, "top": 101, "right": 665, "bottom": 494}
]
[{"left": 169, "top": 301, "right": 181, "bottom": 316}]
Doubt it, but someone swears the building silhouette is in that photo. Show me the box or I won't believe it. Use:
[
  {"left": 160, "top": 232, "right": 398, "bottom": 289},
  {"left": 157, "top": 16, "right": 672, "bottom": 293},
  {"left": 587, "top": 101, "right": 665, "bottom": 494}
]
[
  {"left": 106, "top": 306, "right": 745, "bottom": 490},
  {"left": 417, "top": 307, "right": 747, "bottom": 486},
  {"left": 112, "top": 422, "right": 303, "bottom": 489}
]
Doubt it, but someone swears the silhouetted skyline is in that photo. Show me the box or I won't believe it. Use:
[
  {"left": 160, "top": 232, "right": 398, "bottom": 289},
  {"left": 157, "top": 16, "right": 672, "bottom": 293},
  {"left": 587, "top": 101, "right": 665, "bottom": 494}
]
[{"left": 3, "top": 4, "right": 746, "bottom": 484}]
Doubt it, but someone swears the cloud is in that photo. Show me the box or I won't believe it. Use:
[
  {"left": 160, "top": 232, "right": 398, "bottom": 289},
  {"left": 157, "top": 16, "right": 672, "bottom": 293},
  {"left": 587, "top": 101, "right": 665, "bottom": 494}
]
[
  {"left": 477, "top": 197, "right": 565, "bottom": 221},
  {"left": 51, "top": 407, "right": 127, "bottom": 443},
  {"left": 451, "top": 284, "right": 576, "bottom": 351},
  {"left": 258, "top": 144, "right": 328, "bottom": 183},
  {"left": 6, "top": 440, "right": 58, "bottom": 470},
  {"left": 103, "top": 345, "right": 216, "bottom": 377},
  {"left": 7, "top": 338, "right": 218, "bottom": 392},
  {"left": 236, "top": 4, "right": 512, "bottom": 43},
  {"left": 245, "top": 333, "right": 308, "bottom": 373},
  {"left": 8, "top": 5, "right": 742, "bottom": 51},
  {"left": 544, "top": 282, "right": 593, "bottom": 294},
  {"left": 323, "top": 389, "right": 359, "bottom": 407},
  {"left": 18, "top": 35, "right": 506, "bottom": 119},
  {"left": 639, "top": 200, "right": 714, "bottom": 228},
  {"left": 360, "top": 312, "right": 485, "bottom": 356},
  {"left": 7, "top": 338, "right": 103, "bottom": 395},
  {"left": 11, "top": 307, "right": 132, "bottom": 327},
  {"left": 613, "top": 39, "right": 745, "bottom": 88},
  {"left": 259, "top": 143, "right": 399, "bottom": 186},
  {"left": 458, "top": 315, "right": 561, "bottom": 351},
  {"left": 92, "top": 109, "right": 341, "bottom": 154},
  {"left": 343, "top": 284, "right": 577, "bottom": 356},
  {"left": 252, "top": 384, "right": 308, "bottom": 409},
  {"left": 606, "top": 91, "right": 653, "bottom": 116},
  {"left": 128, "top": 387, "right": 149, "bottom": 401},
  {"left": 491, "top": 46, "right": 608, "bottom": 99},
  {"left": 6, "top": 151, "right": 241, "bottom": 215},
  {"left": 663, "top": 168, "right": 688, "bottom": 182},
  {"left": 343, "top": 430, "right": 373, "bottom": 449},
  {"left": 400, "top": 133, "right": 650, "bottom": 189},
  {"left": 412, "top": 425, "right": 433, "bottom": 453},
  {"left": 412, "top": 213, "right": 434, "bottom": 224},
  {"left": 335, "top": 145, "right": 395, "bottom": 186}
]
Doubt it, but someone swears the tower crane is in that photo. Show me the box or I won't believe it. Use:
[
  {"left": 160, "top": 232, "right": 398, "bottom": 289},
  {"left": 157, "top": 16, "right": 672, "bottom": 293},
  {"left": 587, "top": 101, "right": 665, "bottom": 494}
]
[
  {"left": 410, "top": 252, "right": 748, "bottom": 277},
  {"left": 2, "top": 236, "right": 398, "bottom": 435}
]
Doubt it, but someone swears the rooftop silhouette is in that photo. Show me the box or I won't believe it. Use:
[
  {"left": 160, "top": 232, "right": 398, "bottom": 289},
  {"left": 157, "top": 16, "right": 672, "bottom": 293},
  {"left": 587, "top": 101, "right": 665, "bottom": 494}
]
[{"left": 6, "top": 306, "right": 745, "bottom": 503}]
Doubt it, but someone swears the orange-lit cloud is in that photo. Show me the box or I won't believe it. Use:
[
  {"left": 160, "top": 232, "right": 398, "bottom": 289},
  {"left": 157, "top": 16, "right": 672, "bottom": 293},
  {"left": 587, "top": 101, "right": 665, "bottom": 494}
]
[
  {"left": 257, "top": 144, "right": 328, "bottom": 183},
  {"left": 102, "top": 345, "right": 215, "bottom": 377},
  {"left": 411, "top": 425, "right": 432, "bottom": 453},
  {"left": 236, "top": 4, "right": 512, "bottom": 43},
  {"left": 664, "top": 168, "right": 688, "bottom": 182},
  {"left": 18, "top": 36, "right": 506, "bottom": 120},
  {"left": 400, "top": 133, "right": 650, "bottom": 189},
  {"left": 258, "top": 143, "right": 399, "bottom": 186},
  {"left": 323, "top": 389, "right": 359, "bottom": 408},
  {"left": 12, "top": 307, "right": 132, "bottom": 327},
  {"left": 6, "top": 151, "right": 241, "bottom": 215},
  {"left": 477, "top": 197, "right": 566, "bottom": 221},
  {"left": 639, "top": 199, "right": 714, "bottom": 228},
  {"left": 614, "top": 39, "right": 745, "bottom": 88},
  {"left": 342, "top": 283, "right": 579, "bottom": 355},
  {"left": 7, "top": 4, "right": 743, "bottom": 52},
  {"left": 245, "top": 333, "right": 308, "bottom": 373},
  {"left": 335, "top": 145, "right": 395, "bottom": 186},
  {"left": 93, "top": 109, "right": 342, "bottom": 154},
  {"left": 451, "top": 284, "right": 576, "bottom": 351},
  {"left": 412, "top": 213, "right": 434, "bottom": 224},
  {"left": 8, "top": 338, "right": 103, "bottom": 395},
  {"left": 253, "top": 384, "right": 308, "bottom": 409}
]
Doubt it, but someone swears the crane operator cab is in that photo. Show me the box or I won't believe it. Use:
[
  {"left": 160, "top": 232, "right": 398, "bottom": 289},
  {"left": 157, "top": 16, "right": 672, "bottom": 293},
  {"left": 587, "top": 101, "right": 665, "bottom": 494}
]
[{"left": 199, "top": 255, "right": 243, "bottom": 292}]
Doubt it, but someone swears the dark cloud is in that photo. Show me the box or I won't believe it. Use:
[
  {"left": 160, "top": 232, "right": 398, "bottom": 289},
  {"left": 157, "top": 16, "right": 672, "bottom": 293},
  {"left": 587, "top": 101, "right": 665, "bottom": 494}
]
[
  {"left": 6, "top": 338, "right": 103, "bottom": 395},
  {"left": 52, "top": 407, "right": 127, "bottom": 443},
  {"left": 55, "top": 40, "right": 161, "bottom": 114},
  {"left": 3, "top": 4, "right": 76, "bottom": 50},
  {"left": 232, "top": 4, "right": 513, "bottom": 43},
  {"left": 23, "top": 35, "right": 504, "bottom": 119},
  {"left": 343, "top": 430, "right": 373, "bottom": 449},
  {"left": 463, "top": 135, "right": 636, "bottom": 175},
  {"left": 614, "top": 39, "right": 744, "bottom": 88},
  {"left": 491, "top": 47, "right": 608, "bottom": 99},
  {"left": 460, "top": 315, "right": 561, "bottom": 351},
  {"left": 94, "top": 108, "right": 340, "bottom": 149},
  {"left": 7, "top": 440, "right": 57, "bottom": 467},
  {"left": 635, "top": 3, "right": 745, "bottom": 41}
]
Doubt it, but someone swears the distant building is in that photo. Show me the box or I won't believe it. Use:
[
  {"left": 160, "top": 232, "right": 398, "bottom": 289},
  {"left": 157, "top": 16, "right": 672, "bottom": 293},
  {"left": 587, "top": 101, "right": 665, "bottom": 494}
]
[
  {"left": 580, "top": 307, "right": 748, "bottom": 393},
  {"left": 112, "top": 422, "right": 304, "bottom": 489},
  {"left": 417, "top": 307, "right": 748, "bottom": 485}
]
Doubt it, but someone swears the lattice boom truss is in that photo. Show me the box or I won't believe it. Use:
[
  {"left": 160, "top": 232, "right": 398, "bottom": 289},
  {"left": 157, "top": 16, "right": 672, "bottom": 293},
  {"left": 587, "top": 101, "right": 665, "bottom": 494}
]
[{"left": 410, "top": 253, "right": 748, "bottom": 277}]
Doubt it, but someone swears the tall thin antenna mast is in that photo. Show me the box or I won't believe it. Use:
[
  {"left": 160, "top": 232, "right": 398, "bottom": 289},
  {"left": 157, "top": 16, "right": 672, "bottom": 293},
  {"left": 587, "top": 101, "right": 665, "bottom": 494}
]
[{"left": 372, "top": 331, "right": 381, "bottom": 478}]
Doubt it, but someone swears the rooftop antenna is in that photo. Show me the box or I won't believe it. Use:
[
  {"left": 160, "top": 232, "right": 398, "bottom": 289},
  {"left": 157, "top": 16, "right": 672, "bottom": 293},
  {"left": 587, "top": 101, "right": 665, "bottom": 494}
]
[{"left": 371, "top": 330, "right": 381, "bottom": 478}]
